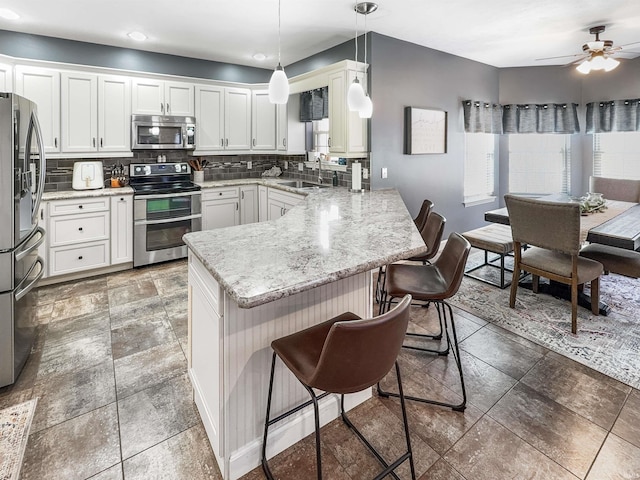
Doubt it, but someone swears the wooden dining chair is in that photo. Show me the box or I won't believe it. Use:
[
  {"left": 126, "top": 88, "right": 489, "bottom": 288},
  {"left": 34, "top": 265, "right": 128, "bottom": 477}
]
[{"left": 504, "top": 195, "right": 604, "bottom": 334}]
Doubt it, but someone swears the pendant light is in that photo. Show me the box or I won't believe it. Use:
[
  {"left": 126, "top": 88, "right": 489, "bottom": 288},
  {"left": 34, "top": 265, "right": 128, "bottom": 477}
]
[
  {"left": 357, "top": 2, "right": 377, "bottom": 118},
  {"left": 347, "top": 5, "right": 367, "bottom": 112},
  {"left": 268, "top": 0, "right": 289, "bottom": 104}
]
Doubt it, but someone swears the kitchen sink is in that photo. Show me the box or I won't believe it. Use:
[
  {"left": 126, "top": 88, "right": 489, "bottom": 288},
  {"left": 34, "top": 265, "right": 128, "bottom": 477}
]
[{"left": 277, "top": 180, "right": 329, "bottom": 189}]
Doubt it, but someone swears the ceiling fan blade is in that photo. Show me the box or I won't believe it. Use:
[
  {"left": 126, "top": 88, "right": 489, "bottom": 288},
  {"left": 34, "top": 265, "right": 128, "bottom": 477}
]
[
  {"left": 618, "top": 41, "right": 640, "bottom": 48},
  {"left": 535, "top": 53, "right": 585, "bottom": 61}
]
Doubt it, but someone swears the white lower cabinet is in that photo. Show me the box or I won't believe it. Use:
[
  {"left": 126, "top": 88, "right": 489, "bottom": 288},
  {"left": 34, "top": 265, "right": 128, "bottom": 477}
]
[
  {"left": 202, "top": 187, "right": 240, "bottom": 230},
  {"left": 267, "top": 188, "right": 304, "bottom": 220},
  {"left": 110, "top": 194, "right": 133, "bottom": 264},
  {"left": 258, "top": 186, "right": 268, "bottom": 222},
  {"left": 239, "top": 185, "right": 258, "bottom": 224}
]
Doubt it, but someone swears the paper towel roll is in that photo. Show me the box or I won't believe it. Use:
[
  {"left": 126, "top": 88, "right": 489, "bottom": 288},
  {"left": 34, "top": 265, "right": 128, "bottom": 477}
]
[{"left": 352, "top": 162, "right": 361, "bottom": 191}]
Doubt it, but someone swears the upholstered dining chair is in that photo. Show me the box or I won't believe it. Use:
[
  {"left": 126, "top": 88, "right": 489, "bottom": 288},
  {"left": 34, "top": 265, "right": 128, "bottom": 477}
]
[
  {"left": 504, "top": 194, "right": 604, "bottom": 334},
  {"left": 261, "top": 295, "right": 416, "bottom": 480},
  {"left": 589, "top": 176, "right": 640, "bottom": 202}
]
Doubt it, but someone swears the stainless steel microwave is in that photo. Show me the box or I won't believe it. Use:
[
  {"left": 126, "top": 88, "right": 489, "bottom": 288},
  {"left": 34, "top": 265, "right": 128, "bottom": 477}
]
[{"left": 131, "top": 115, "right": 196, "bottom": 150}]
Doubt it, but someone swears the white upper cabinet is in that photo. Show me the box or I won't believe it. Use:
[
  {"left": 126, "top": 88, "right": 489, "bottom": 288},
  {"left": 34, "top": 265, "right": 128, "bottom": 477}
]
[
  {"left": 61, "top": 72, "right": 130, "bottom": 154},
  {"left": 195, "top": 85, "right": 225, "bottom": 151},
  {"left": 14, "top": 65, "right": 61, "bottom": 153},
  {"left": 132, "top": 78, "right": 194, "bottom": 116},
  {"left": 328, "top": 71, "right": 346, "bottom": 154},
  {"left": 224, "top": 87, "right": 252, "bottom": 150},
  {"left": 277, "top": 103, "right": 288, "bottom": 151},
  {"left": 61, "top": 72, "right": 97, "bottom": 152},
  {"left": 0, "top": 63, "right": 13, "bottom": 92},
  {"left": 98, "top": 75, "right": 131, "bottom": 152},
  {"left": 251, "top": 90, "right": 276, "bottom": 150}
]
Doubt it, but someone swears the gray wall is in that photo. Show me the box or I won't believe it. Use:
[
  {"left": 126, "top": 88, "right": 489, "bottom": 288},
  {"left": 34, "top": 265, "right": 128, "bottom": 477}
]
[
  {"left": 498, "top": 57, "right": 640, "bottom": 198},
  {"left": 0, "top": 30, "right": 272, "bottom": 83},
  {"left": 369, "top": 33, "right": 500, "bottom": 236}
]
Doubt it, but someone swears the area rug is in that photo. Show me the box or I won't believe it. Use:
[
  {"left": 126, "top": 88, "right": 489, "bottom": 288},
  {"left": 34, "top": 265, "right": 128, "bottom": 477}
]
[
  {"left": 451, "top": 253, "right": 640, "bottom": 389},
  {"left": 0, "top": 399, "right": 37, "bottom": 480}
]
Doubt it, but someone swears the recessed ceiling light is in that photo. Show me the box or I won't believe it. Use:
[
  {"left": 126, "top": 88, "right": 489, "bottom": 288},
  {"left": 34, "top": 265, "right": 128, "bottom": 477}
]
[
  {"left": 0, "top": 8, "right": 20, "bottom": 20},
  {"left": 253, "top": 53, "right": 267, "bottom": 61},
  {"left": 128, "top": 31, "right": 147, "bottom": 41}
]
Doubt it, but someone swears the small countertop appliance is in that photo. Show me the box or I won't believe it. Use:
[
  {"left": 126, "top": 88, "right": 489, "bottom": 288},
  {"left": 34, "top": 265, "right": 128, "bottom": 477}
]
[{"left": 72, "top": 161, "right": 104, "bottom": 190}]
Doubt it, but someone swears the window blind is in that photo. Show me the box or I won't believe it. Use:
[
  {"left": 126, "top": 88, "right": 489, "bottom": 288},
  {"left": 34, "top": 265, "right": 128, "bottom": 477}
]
[{"left": 464, "top": 133, "right": 495, "bottom": 203}]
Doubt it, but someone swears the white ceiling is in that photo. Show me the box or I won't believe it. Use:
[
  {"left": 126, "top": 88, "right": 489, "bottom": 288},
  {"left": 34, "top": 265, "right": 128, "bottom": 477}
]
[{"left": 1, "top": 0, "right": 640, "bottom": 70}]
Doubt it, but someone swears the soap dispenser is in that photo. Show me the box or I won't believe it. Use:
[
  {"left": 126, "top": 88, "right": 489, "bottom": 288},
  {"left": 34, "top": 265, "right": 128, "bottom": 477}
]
[{"left": 332, "top": 170, "right": 338, "bottom": 186}]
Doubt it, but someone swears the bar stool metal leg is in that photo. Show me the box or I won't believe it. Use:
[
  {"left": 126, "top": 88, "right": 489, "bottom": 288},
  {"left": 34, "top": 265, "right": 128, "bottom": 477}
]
[{"left": 377, "top": 300, "right": 467, "bottom": 412}]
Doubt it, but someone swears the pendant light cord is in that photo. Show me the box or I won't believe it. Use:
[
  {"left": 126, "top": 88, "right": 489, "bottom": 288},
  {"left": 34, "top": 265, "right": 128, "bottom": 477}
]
[
  {"left": 278, "top": 0, "right": 282, "bottom": 66},
  {"left": 363, "top": 10, "right": 367, "bottom": 93},
  {"left": 354, "top": 6, "right": 359, "bottom": 80}
]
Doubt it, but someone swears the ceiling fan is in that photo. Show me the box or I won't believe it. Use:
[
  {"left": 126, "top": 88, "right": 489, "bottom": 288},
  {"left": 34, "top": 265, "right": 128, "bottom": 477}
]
[{"left": 537, "top": 25, "right": 640, "bottom": 74}]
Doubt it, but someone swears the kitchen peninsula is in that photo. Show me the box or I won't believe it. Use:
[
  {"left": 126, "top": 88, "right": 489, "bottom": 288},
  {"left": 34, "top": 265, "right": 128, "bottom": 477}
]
[{"left": 183, "top": 188, "right": 426, "bottom": 480}]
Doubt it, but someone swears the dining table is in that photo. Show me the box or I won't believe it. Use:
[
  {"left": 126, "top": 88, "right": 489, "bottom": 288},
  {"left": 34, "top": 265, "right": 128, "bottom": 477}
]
[{"left": 483, "top": 194, "right": 640, "bottom": 315}]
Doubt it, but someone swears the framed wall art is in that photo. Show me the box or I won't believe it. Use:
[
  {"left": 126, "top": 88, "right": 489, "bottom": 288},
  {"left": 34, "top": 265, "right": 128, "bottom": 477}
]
[{"left": 404, "top": 107, "right": 447, "bottom": 154}]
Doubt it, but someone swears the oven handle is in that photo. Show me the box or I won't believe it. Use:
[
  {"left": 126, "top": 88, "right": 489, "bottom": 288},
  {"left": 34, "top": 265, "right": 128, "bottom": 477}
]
[
  {"left": 15, "top": 257, "right": 44, "bottom": 302},
  {"left": 136, "top": 191, "right": 201, "bottom": 200},
  {"left": 135, "top": 213, "right": 202, "bottom": 226}
]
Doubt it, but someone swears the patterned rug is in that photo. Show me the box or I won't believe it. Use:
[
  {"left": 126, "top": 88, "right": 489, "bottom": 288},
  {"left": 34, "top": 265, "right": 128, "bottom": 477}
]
[
  {"left": 0, "top": 399, "right": 37, "bottom": 480},
  {"left": 451, "top": 253, "right": 640, "bottom": 389}
]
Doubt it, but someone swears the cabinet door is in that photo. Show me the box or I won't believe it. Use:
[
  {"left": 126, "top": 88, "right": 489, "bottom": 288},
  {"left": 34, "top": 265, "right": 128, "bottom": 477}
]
[
  {"left": 224, "top": 87, "right": 251, "bottom": 150},
  {"left": 15, "top": 66, "right": 61, "bottom": 153},
  {"left": 251, "top": 90, "right": 276, "bottom": 150},
  {"left": 165, "top": 81, "right": 194, "bottom": 116},
  {"left": 267, "top": 199, "right": 286, "bottom": 220},
  {"left": 239, "top": 185, "right": 258, "bottom": 225},
  {"left": 110, "top": 194, "right": 133, "bottom": 264},
  {"left": 0, "top": 63, "right": 12, "bottom": 92},
  {"left": 132, "top": 78, "right": 164, "bottom": 115},
  {"left": 328, "top": 71, "right": 346, "bottom": 154},
  {"left": 202, "top": 199, "right": 240, "bottom": 230},
  {"left": 61, "top": 72, "right": 98, "bottom": 153},
  {"left": 346, "top": 70, "right": 367, "bottom": 153},
  {"left": 277, "top": 103, "right": 288, "bottom": 151},
  {"left": 99, "top": 75, "right": 131, "bottom": 152},
  {"left": 195, "top": 85, "right": 224, "bottom": 151},
  {"left": 258, "top": 186, "right": 268, "bottom": 222}
]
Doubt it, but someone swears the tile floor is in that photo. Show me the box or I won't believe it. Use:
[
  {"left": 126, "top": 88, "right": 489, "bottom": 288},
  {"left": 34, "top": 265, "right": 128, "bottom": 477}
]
[{"left": 1, "top": 260, "right": 639, "bottom": 479}]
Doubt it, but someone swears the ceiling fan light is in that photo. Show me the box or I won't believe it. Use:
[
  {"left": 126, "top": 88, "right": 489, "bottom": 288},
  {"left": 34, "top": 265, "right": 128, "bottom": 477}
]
[
  {"left": 359, "top": 95, "right": 373, "bottom": 118},
  {"left": 576, "top": 60, "right": 592, "bottom": 74},
  {"left": 587, "top": 41, "right": 605, "bottom": 51},
  {"left": 590, "top": 53, "right": 607, "bottom": 70},
  {"left": 268, "top": 64, "right": 289, "bottom": 104},
  {"left": 603, "top": 57, "right": 620, "bottom": 72},
  {"left": 347, "top": 78, "right": 367, "bottom": 111}
]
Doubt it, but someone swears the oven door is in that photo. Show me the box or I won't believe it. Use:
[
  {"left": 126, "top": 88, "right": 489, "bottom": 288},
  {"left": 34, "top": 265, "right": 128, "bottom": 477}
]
[{"left": 133, "top": 192, "right": 202, "bottom": 267}]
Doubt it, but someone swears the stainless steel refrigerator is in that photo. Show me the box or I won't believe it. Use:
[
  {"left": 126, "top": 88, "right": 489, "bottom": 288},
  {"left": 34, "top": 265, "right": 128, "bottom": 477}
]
[{"left": 0, "top": 92, "right": 46, "bottom": 388}]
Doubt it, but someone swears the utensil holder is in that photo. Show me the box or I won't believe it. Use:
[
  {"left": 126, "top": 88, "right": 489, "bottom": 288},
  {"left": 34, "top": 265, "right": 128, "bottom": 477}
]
[{"left": 194, "top": 170, "right": 204, "bottom": 183}]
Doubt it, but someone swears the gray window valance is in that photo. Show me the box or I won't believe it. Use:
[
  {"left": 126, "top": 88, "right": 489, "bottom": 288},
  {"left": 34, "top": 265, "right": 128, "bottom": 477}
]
[
  {"left": 462, "top": 101, "right": 503, "bottom": 133},
  {"left": 586, "top": 99, "right": 640, "bottom": 133},
  {"left": 502, "top": 103, "right": 580, "bottom": 134},
  {"left": 463, "top": 100, "right": 580, "bottom": 134},
  {"left": 300, "top": 87, "right": 329, "bottom": 122}
]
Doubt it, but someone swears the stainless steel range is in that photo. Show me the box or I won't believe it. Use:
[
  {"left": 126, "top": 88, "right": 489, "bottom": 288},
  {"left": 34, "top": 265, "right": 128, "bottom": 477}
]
[{"left": 129, "top": 162, "right": 201, "bottom": 267}]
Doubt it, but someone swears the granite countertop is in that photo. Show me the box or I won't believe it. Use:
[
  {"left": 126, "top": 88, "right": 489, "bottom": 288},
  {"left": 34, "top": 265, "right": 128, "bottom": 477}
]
[
  {"left": 43, "top": 186, "right": 134, "bottom": 201},
  {"left": 184, "top": 188, "right": 427, "bottom": 308}
]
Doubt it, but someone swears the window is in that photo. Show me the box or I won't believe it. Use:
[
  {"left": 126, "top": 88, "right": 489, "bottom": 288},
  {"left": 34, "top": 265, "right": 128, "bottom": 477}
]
[
  {"left": 508, "top": 134, "right": 571, "bottom": 194},
  {"left": 463, "top": 133, "right": 495, "bottom": 205},
  {"left": 593, "top": 132, "right": 640, "bottom": 180}
]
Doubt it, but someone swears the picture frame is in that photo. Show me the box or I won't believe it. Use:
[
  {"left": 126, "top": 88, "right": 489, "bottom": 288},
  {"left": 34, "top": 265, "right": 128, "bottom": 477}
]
[{"left": 404, "top": 107, "right": 447, "bottom": 154}]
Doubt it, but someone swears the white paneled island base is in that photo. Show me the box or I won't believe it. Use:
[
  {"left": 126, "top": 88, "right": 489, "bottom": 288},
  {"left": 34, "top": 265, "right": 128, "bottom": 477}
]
[
  {"left": 184, "top": 188, "right": 427, "bottom": 480},
  {"left": 189, "top": 254, "right": 372, "bottom": 479}
]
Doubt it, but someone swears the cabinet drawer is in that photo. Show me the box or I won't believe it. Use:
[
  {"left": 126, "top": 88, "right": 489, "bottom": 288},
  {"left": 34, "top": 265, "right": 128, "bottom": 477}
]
[
  {"left": 49, "top": 211, "right": 109, "bottom": 246},
  {"left": 49, "top": 197, "right": 110, "bottom": 216},
  {"left": 202, "top": 187, "right": 239, "bottom": 201},
  {"left": 49, "top": 240, "right": 110, "bottom": 276}
]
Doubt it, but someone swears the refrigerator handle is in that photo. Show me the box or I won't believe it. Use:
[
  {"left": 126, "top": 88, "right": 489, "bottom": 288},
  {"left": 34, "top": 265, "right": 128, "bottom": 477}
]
[
  {"left": 28, "top": 111, "right": 47, "bottom": 224},
  {"left": 14, "top": 257, "right": 44, "bottom": 302},
  {"left": 15, "top": 227, "right": 45, "bottom": 262}
]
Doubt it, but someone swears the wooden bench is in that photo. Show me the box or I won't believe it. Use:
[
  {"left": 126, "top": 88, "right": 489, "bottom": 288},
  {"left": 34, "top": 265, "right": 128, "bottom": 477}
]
[
  {"left": 580, "top": 243, "right": 640, "bottom": 278},
  {"left": 462, "top": 224, "right": 515, "bottom": 288}
]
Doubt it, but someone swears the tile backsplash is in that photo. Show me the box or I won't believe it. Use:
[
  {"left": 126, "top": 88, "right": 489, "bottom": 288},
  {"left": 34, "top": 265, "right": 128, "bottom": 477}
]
[{"left": 44, "top": 152, "right": 370, "bottom": 191}]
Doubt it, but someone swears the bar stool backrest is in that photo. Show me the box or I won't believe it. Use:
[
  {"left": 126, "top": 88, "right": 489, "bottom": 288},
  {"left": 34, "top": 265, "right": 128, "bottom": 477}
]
[
  {"left": 414, "top": 199, "right": 434, "bottom": 232},
  {"left": 308, "top": 295, "right": 412, "bottom": 394},
  {"left": 420, "top": 212, "right": 446, "bottom": 261},
  {"left": 432, "top": 233, "right": 472, "bottom": 299}
]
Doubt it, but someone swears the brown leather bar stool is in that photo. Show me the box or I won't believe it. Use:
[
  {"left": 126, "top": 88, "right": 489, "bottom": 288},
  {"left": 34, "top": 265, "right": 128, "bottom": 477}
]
[
  {"left": 413, "top": 199, "right": 434, "bottom": 232},
  {"left": 378, "top": 233, "right": 471, "bottom": 411},
  {"left": 261, "top": 295, "right": 416, "bottom": 480}
]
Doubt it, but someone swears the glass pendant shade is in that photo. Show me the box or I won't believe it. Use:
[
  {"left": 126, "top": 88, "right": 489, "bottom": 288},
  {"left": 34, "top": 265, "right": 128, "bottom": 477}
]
[
  {"left": 268, "top": 64, "right": 289, "bottom": 104},
  {"left": 347, "top": 78, "right": 367, "bottom": 111},
  {"left": 359, "top": 95, "right": 373, "bottom": 118}
]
